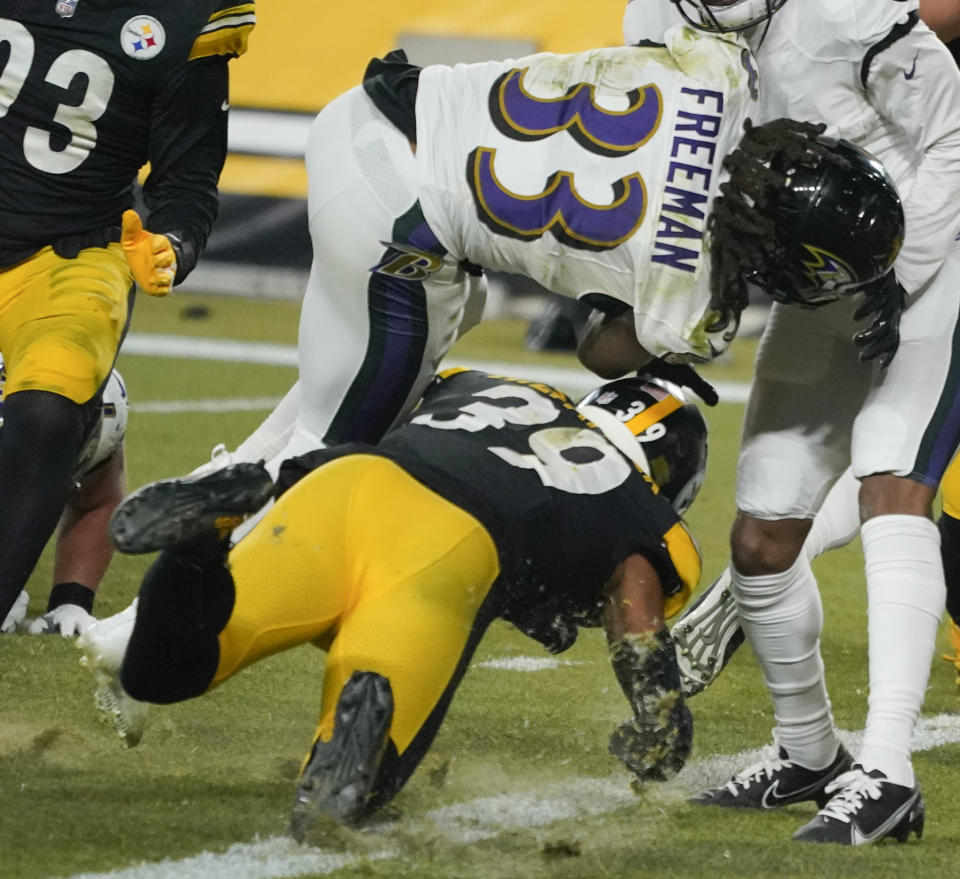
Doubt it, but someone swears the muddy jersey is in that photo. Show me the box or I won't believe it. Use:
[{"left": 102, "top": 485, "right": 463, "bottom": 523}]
[
  {"left": 413, "top": 27, "right": 758, "bottom": 361},
  {"left": 278, "top": 369, "right": 701, "bottom": 650},
  {"left": 0, "top": 1, "right": 255, "bottom": 269}
]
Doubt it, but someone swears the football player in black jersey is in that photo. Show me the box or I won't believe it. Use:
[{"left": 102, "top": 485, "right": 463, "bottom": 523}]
[
  {"left": 0, "top": 2, "right": 254, "bottom": 628},
  {"left": 95, "top": 369, "right": 707, "bottom": 839}
]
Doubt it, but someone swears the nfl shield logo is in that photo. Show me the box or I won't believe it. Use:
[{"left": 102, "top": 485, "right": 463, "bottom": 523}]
[{"left": 55, "top": 0, "right": 78, "bottom": 17}]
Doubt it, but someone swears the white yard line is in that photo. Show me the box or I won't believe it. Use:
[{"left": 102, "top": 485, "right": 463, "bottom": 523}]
[
  {"left": 133, "top": 397, "right": 284, "bottom": 414},
  {"left": 66, "top": 710, "right": 960, "bottom": 879},
  {"left": 123, "top": 332, "right": 751, "bottom": 406},
  {"left": 473, "top": 656, "right": 584, "bottom": 671}
]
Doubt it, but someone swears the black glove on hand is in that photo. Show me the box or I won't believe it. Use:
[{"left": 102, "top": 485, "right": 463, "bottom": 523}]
[
  {"left": 637, "top": 358, "right": 719, "bottom": 406},
  {"left": 852, "top": 272, "right": 905, "bottom": 369}
]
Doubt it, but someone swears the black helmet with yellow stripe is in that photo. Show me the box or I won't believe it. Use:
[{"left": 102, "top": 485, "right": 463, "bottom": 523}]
[{"left": 577, "top": 377, "right": 708, "bottom": 516}]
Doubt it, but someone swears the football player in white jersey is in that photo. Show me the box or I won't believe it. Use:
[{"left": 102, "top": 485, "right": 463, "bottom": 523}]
[
  {"left": 0, "top": 365, "right": 127, "bottom": 637},
  {"left": 624, "top": 0, "right": 960, "bottom": 847},
  {"left": 199, "top": 25, "right": 902, "bottom": 503}
]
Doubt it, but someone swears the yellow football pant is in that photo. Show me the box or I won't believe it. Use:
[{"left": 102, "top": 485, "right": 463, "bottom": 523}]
[
  {"left": 212, "top": 454, "right": 501, "bottom": 756},
  {"left": 942, "top": 455, "right": 960, "bottom": 519},
  {"left": 0, "top": 244, "right": 132, "bottom": 402}
]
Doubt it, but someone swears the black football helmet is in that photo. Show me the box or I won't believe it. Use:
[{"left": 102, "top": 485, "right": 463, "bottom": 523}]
[
  {"left": 672, "top": 0, "right": 790, "bottom": 33},
  {"left": 578, "top": 377, "right": 708, "bottom": 516},
  {"left": 750, "top": 137, "right": 905, "bottom": 307}
]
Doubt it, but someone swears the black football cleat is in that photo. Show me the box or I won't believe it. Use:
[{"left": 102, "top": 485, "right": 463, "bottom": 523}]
[
  {"left": 793, "top": 766, "right": 925, "bottom": 845},
  {"left": 672, "top": 569, "right": 745, "bottom": 697},
  {"left": 289, "top": 671, "right": 394, "bottom": 841},
  {"left": 109, "top": 462, "right": 275, "bottom": 554},
  {"left": 689, "top": 742, "right": 854, "bottom": 809}
]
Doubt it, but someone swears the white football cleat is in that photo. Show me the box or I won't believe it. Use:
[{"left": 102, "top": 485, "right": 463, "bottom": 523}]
[
  {"left": 77, "top": 600, "right": 149, "bottom": 748},
  {"left": 672, "top": 568, "right": 745, "bottom": 697},
  {"left": 1, "top": 589, "right": 29, "bottom": 633}
]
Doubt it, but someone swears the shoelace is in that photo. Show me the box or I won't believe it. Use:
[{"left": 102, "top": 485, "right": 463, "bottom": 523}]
[
  {"left": 818, "top": 769, "right": 883, "bottom": 823},
  {"left": 209, "top": 442, "right": 233, "bottom": 465},
  {"left": 723, "top": 745, "right": 787, "bottom": 794}
]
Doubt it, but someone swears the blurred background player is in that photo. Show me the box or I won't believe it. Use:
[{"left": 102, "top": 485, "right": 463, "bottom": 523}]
[
  {"left": 0, "top": 2, "right": 254, "bottom": 629},
  {"left": 94, "top": 368, "right": 706, "bottom": 838},
  {"left": 625, "top": 0, "right": 960, "bottom": 847},
  {"left": 0, "top": 366, "right": 128, "bottom": 637}
]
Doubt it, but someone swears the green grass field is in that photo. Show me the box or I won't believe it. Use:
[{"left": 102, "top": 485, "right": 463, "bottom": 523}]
[{"left": 1, "top": 293, "right": 958, "bottom": 879}]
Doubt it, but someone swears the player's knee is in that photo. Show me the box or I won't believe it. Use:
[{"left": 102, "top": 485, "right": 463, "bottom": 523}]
[
  {"left": 2, "top": 389, "right": 85, "bottom": 452},
  {"left": 730, "top": 513, "right": 809, "bottom": 575}
]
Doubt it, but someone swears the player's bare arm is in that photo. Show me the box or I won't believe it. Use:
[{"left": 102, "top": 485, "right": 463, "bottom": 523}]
[
  {"left": 602, "top": 552, "right": 692, "bottom": 784},
  {"left": 577, "top": 309, "right": 654, "bottom": 379},
  {"left": 921, "top": 0, "right": 960, "bottom": 43}
]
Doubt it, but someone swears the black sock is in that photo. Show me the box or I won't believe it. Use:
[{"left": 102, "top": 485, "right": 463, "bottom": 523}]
[
  {"left": 939, "top": 513, "right": 960, "bottom": 625},
  {"left": 47, "top": 582, "right": 95, "bottom": 614},
  {"left": 121, "top": 549, "right": 235, "bottom": 703}
]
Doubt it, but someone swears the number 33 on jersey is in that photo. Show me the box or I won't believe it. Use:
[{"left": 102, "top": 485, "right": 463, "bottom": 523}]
[{"left": 414, "top": 26, "right": 759, "bottom": 362}]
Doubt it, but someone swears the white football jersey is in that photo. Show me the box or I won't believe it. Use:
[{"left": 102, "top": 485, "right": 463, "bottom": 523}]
[
  {"left": 623, "top": 0, "right": 960, "bottom": 296},
  {"left": 414, "top": 26, "right": 758, "bottom": 361}
]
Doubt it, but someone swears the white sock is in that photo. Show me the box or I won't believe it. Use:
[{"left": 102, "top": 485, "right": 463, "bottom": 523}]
[
  {"left": 731, "top": 554, "right": 838, "bottom": 768},
  {"left": 232, "top": 380, "right": 302, "bottom": 464},
  {"left": 858, "top": 514, "right": 945, "bottom": 787},
  {"left": 804, "top": 468, "right": 861, "bottom": 560}
]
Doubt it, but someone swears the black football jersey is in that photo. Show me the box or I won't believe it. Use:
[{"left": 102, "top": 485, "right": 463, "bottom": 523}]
[
  {"left": 280, "top": 369, "right": 701, "bottom": 646},
  {"left": 0, "top": 1, "right": 254, "bottom": 268}
]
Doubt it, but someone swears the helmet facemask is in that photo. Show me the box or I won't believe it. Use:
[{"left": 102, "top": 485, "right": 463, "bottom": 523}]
[{"left": 671, "top": 0, "right": 790, "bottom": 33}]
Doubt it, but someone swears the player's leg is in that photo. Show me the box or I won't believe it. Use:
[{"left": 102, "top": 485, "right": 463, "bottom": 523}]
[
  {"left": 289, "top": 457, "right": 501, "bottom": 837},
  {"left": 793, "top": 259, "right": 960, "bottom": 845},
  {"left": 692, "top": 302, "right": 862, "bottom": 809},
  {"left": 230, "top": 380, "right": 301, "bottom": 466},
  {"left": 938, "top": 455, "right": 960, "bottom": 682},
  {"left": 284, "top": 86, "right": 474, "bottom": 457},
  {"left": 188, "top": 382, "right": 302, "bottom": 481},
  {"left": 80, "top": 459, "right": 332, "bottom": 744},
  {"left": 0, "top": 245, "right": 131, "bottom": 623},
  {"left": 675, "top": 466, "right": 862, "bottom": 696}
]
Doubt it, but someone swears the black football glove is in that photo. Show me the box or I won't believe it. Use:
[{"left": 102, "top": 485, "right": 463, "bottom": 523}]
[
  {"left": 852, "top": 271, "right": 905, "bottom": 369},
  {"left": 637, "top": 358, "right": 719, "bottom": 406}
]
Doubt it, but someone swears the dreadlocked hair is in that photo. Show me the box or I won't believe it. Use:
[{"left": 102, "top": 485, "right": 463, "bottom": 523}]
[{"left": 705, "top": 118, "right": 850, "bottom": 337}]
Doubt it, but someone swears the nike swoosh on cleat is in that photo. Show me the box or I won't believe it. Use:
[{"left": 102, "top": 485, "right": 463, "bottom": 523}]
[{"left": 760, "top": 778, "right": 825, "bottom": 808}]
